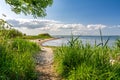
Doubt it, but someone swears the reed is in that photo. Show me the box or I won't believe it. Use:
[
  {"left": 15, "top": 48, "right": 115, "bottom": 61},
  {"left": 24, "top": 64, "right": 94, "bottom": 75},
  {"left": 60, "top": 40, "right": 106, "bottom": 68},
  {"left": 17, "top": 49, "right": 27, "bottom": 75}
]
[{"left": 54, "top": 37, "right": 120, "bottom": 80}]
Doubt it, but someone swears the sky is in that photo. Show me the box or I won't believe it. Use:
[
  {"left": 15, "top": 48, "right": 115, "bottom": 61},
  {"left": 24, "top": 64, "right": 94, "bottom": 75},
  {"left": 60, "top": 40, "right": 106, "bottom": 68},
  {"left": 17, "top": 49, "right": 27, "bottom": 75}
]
[{"left": 0, "top": 0, "right": 120, "bottom": 35}]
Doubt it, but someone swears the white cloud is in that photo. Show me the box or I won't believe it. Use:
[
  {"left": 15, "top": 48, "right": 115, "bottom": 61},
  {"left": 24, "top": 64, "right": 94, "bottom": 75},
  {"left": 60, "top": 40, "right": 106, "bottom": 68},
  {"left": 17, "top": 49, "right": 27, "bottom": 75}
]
[
  {"left": 87, "top": 24, "right": 106, "bottom": 30},
  {"left": 5, "top": 18, "right": 113, "bottom": 35},
  {"left": 6, "top": 18, "right": 59, "bottom": 29}
]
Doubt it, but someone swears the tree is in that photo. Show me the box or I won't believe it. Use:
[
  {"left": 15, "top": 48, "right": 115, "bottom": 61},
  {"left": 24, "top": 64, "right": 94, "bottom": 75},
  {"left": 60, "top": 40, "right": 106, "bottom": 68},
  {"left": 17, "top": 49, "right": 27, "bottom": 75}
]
[{"left": 5, "top": 0, "right": 53, "bottom": 18}]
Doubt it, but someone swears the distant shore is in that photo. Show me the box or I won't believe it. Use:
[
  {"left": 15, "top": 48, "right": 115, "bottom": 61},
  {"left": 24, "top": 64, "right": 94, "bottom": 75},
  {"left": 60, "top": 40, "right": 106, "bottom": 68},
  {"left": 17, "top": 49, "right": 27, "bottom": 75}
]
[
  {"left": 39, "top": 38, "right": 59, "bottom": 46},
  {"left": 30, "top": 38, "right": 59, "bottom": 46}
]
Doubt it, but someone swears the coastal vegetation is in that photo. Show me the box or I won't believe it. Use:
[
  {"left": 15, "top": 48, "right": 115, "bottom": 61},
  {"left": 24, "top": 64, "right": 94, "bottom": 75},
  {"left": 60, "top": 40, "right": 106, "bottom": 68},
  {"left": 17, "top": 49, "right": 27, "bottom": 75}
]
[
  {"left": 0, "top": 19, "right": 41, "bottom": 80},
  {"left": 54, "top": 37, "right": 120, "bottom": 80},
  {"left": 1, "top": 18, "right": 120, "bottom": 80},
  {"left": 0, "top": 39, "right": 40, "bottom": 80},
  {"left": 1, "top": 0, "right": 120, "bottom": 80},
  {"left": 0, "top": 0, "right": 54, "bottom": 79},
  {"left": 23, "top": 33, "right": 52, "bottom": 39}
]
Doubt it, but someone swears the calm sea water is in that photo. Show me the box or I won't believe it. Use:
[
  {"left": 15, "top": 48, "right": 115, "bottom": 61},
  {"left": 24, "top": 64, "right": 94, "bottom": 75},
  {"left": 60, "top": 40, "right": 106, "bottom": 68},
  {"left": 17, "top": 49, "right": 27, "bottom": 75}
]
[{"left": 43, "top": 35, "right": 120, "bottom": 47}]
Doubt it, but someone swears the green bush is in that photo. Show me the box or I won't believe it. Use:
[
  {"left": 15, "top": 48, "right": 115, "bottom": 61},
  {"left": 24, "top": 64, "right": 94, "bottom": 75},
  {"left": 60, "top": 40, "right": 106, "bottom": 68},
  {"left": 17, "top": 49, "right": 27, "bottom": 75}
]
[
  {"left": 0, "top": 29, "right": 23, "bottom": 40},
  {"left": 0, "top": 19, "right": 23, "bottom": 39},
  {"left": 7, "top": 29, "right": 23, "bottom": 39}
]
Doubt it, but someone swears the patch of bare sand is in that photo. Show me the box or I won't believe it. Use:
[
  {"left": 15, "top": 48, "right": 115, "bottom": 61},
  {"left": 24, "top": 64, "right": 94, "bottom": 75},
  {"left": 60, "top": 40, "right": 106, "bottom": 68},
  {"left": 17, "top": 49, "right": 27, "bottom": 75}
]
[{"left": 33, "top": 38, "right": 61, "bottom": 80}]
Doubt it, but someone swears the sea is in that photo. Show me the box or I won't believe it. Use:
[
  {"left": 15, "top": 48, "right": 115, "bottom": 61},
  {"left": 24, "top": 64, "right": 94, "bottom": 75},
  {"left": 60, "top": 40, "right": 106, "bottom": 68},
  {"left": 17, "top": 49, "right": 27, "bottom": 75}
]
[{"left": 42, "top": 35, "right": 120, "bottom": 47}]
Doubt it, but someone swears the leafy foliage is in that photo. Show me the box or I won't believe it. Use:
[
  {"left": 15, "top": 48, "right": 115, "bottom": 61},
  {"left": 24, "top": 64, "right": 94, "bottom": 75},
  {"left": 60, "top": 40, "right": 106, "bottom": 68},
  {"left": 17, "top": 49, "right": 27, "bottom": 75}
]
[
  {"left": 0, "top": 19, "right": 12, "bottom": 29},
  {"left": 5, "top": 0, "right": 53, "bottom": 17},
  {"left": 0, "top": 29, "right": 23, "bottom": 39}
]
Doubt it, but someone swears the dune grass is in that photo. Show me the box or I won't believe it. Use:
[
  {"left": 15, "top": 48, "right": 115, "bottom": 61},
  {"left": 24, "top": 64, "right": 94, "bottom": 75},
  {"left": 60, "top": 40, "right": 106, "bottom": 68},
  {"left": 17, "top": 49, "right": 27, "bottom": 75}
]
[
  {"left": 54, "top": 37, "right": 120, "bottom": 80},
  {"left": 0, "top": 39, "right": 40, "bottom": 80}
]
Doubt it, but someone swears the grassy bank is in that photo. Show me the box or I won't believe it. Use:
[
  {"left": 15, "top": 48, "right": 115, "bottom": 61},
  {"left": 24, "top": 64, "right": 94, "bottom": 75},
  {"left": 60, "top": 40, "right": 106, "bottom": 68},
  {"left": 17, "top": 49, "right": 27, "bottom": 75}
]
[
  {"left": 54, "top": 37, "right": 120, "bottom": 80},
  {"left": 0, "top": 28, "right": 54, "bottom": 79},
  {"left": 0, "top": 19, "right": 42, "bottom": 79},
  {"left": 23, "top": 33, "right": 52, "bottom": 39},
  {"left": 0, "top": 25, "right": 53, "bottom": 79},
  {"left": 0, "top": 39, "right": 40, "bottom": 80}
]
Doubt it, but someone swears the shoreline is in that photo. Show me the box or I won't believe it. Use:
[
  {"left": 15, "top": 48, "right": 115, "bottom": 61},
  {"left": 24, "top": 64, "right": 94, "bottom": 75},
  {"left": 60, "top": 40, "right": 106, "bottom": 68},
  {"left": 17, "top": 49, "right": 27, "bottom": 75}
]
[
  {"left": 40, "top": 38, "right": 59, "bottom": 46},
  {"left": 30, "top": 38, "right": 59, "bottom": 46}
]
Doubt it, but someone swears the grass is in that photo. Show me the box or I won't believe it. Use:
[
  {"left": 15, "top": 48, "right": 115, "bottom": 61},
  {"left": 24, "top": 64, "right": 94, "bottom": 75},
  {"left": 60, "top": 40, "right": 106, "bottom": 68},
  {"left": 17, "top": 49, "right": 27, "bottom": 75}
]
[
  {"left": 0, "top": 38, "right": 40, "bottom": 80},
  {"left": 0, "top": 19, "right": 55, "bottom": 79},
  {"left": 1, "top": 19, "right": 120, "bottom": 79},
  {"left": 23, "top": 33, "right": 52, "bottom": 39},
  {"left": 54, "top": 37, "right": 120, "bottom": 80}
]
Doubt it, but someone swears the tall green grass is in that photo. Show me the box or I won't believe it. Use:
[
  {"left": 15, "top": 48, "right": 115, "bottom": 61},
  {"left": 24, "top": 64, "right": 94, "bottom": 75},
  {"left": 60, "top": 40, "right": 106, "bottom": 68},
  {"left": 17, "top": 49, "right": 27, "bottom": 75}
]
[
  {"left": 0, "top": 39, "right": 40, "bottom": 80},
  {"left": 0, "top": 19, "right": 42, "bottom": 79},
  {"left": 54, "top": 37, "right": 120, "bottom": 80},
  {"left": 116, "top": 39, "right": 120, "bottom": 48}
]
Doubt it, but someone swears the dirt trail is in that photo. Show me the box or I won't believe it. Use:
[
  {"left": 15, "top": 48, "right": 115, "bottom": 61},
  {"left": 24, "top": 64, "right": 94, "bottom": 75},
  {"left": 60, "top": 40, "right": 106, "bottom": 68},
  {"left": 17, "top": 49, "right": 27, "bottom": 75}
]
[{"left": 34, "top": 39, "right": 60, "bottom": 80}]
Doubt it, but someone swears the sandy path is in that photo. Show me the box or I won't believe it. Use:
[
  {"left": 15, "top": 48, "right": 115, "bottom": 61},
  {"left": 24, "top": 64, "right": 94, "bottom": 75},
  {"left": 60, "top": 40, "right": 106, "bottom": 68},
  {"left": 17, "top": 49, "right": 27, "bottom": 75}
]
[{"left": 33, "top": 39, "right": 60, "bottom": 80}]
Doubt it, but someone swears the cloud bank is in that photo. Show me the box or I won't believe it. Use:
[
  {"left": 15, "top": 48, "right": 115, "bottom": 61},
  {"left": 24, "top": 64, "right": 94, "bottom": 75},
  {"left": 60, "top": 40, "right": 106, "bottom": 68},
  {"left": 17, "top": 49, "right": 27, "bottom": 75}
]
[{"left": 6, "top": 19, "right": 119, "bottom": 35}]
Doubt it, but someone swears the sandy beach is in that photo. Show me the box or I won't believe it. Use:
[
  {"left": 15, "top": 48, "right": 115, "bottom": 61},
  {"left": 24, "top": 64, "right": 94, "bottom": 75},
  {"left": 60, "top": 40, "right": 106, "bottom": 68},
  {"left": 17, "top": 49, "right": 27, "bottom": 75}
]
[{"left": 30, "top": 38, "right": 59, "bottom": 46}]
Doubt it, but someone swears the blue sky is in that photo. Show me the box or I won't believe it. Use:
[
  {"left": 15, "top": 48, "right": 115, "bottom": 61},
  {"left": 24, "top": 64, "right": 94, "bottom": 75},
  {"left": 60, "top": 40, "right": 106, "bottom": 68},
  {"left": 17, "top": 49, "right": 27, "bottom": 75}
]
[
  {"left": 0, "top": 0, "right": 120, "bottom": 35},
  {"left": 46, "top": 0, "right": 120, "bottom": 25}
]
